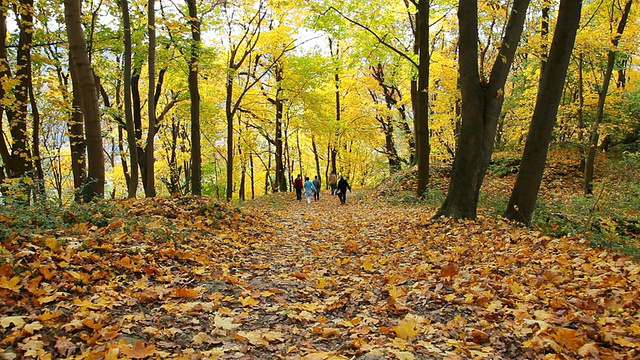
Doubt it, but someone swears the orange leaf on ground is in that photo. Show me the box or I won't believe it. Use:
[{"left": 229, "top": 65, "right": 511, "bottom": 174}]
[{"left": 119, "top": 340, "right": 156, "bottom": 359}]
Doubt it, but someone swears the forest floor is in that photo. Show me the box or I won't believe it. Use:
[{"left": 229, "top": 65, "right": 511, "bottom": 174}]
[{"left": 1, "top": 149, "right": 640, "bottom": 359}]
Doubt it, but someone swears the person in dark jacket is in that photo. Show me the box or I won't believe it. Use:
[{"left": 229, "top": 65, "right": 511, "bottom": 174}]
[
  {"left": 293, "top": 174, "right": 303, "bottom": 201},
  {"left": 312, "top": 176, "right": 321, "bottom": 200},
  {"left": 335, "top": 176, "right": 351, "bottom": 204}
]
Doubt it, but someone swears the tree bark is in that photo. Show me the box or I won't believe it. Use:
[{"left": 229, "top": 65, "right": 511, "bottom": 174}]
[
  {"left": 584, "top": 0, "right": 632, "bottom": 194},
  {"left": 435, "top": 0, "right": 530, "bottom": 219},
  {"left": 65, "top": 0, "right": 105, "bottom": 200},
  {"left": 121, "top": 0, "right": 138, "bottom": 198},
  {"left": 146, "top": 0, "right": 157, "bottom": 197},
  {"left": 187, "top": 0, "right": 202, "bottom": 196},
  {"left": 414, "top": 0, "right": 430, "bottom": 197},
  {"left": 0, "top": 0, "right": 35, "bottom": 189},
  {"left": 504, "top": 0, "right": 582, "bottom": 224}
]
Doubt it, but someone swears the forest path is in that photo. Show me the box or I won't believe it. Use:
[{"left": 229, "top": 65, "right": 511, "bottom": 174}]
[{"left": 238, "top": 190, "right": 640, "bottom": 359}]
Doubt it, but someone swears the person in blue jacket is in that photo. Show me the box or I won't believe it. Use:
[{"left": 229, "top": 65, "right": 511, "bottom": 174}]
[{"left": 303, "top": 177, "right": 317, "bottom": 204}]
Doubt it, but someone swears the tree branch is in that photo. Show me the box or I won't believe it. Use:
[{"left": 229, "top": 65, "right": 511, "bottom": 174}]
[{"left": 328, "top": 6, "right": 418, "bottom": 69}]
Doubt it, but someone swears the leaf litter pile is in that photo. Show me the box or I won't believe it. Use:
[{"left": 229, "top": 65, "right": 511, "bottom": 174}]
[{"left": 1, "top": 193, "right": 639, "bottom": 359}]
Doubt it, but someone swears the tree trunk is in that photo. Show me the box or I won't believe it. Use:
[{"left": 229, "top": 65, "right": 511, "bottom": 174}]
[
  {"left": 65, "top": 0, "right": 105, "bottom": 200},
  {"left": 146, "top": 0, "right": 156, "bottom": 197},
  {"left": 28, "top": 43, "right": 44, "bottom": 199},
  {"left": 584, "top": 0, "right": 632, "bottom": 194},
  {"left": 226, "top": 74, "right": 234, "bottom": 201},
  {"left": 0, "top": 0, "right": 34, "bottom": 190},
  {"left": 504, "top": 0, "right": 582, "bottom": 224},
  {"left": 539, "top": 0, "right": 550, "bottom": 84},
  {"left": 121, "top": 0, "right": 138, "bottom": 198},
  {"left": 67, "top": 57, "right": 88, "bottom": 202},
  {"left": 187, "top": 0, "right": 202, "bottom": 196},
  {"left": 312, "top": 136, "right": 321, "bottom": 180},
  {"left": 250, "top": 153, "right": 255, "bottom": 199},
  {"left": 274, "top": 74, "right": 286, "bottom": 192},
  {"left": 414, "top": 0, "right": 430, "bottom": 197},
  {"left": 435, "top": 0, "right": 530, "bottom": 219},
  {"left": 329, "top": 38, "right": 340, "bottom": 176},
  {"left": 578, "top": 53, "right": 586, "bottom": 171},
  {"left": 131, "top": 66, "right": 148, "bottom": 194}
]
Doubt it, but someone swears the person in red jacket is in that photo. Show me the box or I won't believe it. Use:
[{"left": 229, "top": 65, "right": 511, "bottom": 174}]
[{"left": 293, "top": 174, "right": 303, "bottom": 201}]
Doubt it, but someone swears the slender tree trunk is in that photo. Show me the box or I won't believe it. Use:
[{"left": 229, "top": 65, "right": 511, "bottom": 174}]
[
  {"left": 312, "top": 136, "right": 321, "bottom": 180},
  {"left": 187, "top": 0, "right": 202, "bottom": 196},
  {"left": 584, "top": 0, "right": 632, "bottom": 195},
  {"left": 121, "top": 0, "right": 138, "bottom": 198},
  {"left": 329, "top": 38, "right": 340, "bottom": 176},
  {"left": 146, "top": 0, "right": 156, "bottom": 197},
  {"left": 131, "top": 66, "right": 148, "bottom": 194},
  {"left": 226, "top": 76, "right": 234, "bottom": 200},
  {"left": 578, "top": 53, "right": 586, "bottom": 171},
  {"left": 28, "top": 57, "right": 45, "bottom": 199},
  {"left": 0, "top": 8, "right": 10, "bottom": 178},
  {"left": 274, "top": 88, "right": 286, "bottom": 192},
  {"left": 65, "top": 0, "right": 105, "bottom": 200},
  {"left": 250, "top": 153, "right": 255, "bottom": 199},
  {"left": 436, "top": 0, "right": 530, "bottom": 219},
  {"left": 504, "top": 0, "right": 582, "bottom": 224}
]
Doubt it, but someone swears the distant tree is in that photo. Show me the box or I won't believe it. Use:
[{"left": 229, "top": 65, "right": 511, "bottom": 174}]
[{"left": 584, "top": 0, "right": 633, "bottom": 194}]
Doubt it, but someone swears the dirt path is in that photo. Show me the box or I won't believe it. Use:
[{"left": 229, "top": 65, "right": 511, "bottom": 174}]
[{"left": 233, "top": 192, "right": 640, "bottom": 359}]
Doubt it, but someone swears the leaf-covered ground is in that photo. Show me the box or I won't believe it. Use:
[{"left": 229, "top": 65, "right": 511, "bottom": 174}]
[{"left": 1, "top": 189, "right": 639, "bottom": 359}]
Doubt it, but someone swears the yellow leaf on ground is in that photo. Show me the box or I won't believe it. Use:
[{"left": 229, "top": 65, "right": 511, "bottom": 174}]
[
  {"left": 239, "top": 296, "right": 259, "bottom": 306},
  {"left": 393, "top": 316, "right": 420, "bottom": 340},
  {"left": 0, "top": 316, "right": 25, "bottom": 329},
  {"left": 214, "top": 315, "right": 241, "bottom": 330},
  {"left": 0, "top": 276, "right": 22, "bottom": 292}
]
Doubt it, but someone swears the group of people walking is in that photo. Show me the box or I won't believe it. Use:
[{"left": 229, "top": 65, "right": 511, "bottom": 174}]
[{"left": 293, "top": 172, "right": 351, "bottom": 204}]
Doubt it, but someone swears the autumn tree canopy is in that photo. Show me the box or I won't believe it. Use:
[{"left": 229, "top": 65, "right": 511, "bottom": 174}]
[{"left": 0, "top": 0, "right": 639, "bottom": 222}]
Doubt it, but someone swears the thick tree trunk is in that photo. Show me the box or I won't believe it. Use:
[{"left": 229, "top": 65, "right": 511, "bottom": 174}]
[
  {"left": 414, "top": 0, "right": 430, "bottom": 197},
  {"left": 68, "top": 58, "right": 87, "bottom": 202},
  {"left": 187, "top": 0, "right": 202, "bottom": 196},
  {"left": 584, "top": 0, "right": 632, "bottom": 194},
  {"left": 121, "top": 0, "right": 138, "bottom": 198},
  {"left": 436, "top": 0, "right": 530, "bottom": 219},
  {"left": 504, "top": 0, "right": 582, "bottom": 224},
  {"left": 65, "top": 0, "right": 105, "bottom": 200}
]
